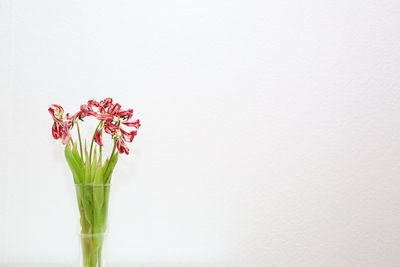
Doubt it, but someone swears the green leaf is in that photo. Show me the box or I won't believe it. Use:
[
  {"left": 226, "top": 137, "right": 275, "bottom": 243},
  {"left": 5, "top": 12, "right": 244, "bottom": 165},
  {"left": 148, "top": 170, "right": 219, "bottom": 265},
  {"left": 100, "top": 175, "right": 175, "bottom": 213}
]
[
  {"left": 103, "top": 152, "right": 118, "bottom": 184},
  {"left": 90, "top": 147, "right": 97, "bottom": 182},
  {"left": 71, "top": 142, "right": 84, "bottom": 183},
  {"left": 84, "top": 145, "right": 91, "bottom": 184},
  {"left": 94, "top": 154, "right": 103, "bottom": 184},
  {"left": 65, "top": 143, "right": 84, "bottom": 184}
]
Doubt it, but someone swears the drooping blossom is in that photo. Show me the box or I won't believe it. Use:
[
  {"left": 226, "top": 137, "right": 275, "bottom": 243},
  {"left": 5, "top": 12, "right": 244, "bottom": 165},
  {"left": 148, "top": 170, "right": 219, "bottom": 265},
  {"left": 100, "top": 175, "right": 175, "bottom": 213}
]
[
  {"left": 48, "top": 104, "right": 73, "bottom": 145},
  {"left": 113, "top": 122, "right": 140, "bottom": 154},
  {"left": 122, "top": 119, "right": 141, "bottom": 128},
  {"left": 104, "top": 122, "right": 119, "bottom": 134},
  {"left": 49, "top": 98, "right": 140, "bottom": 155},
  {"left": 116, "top": 136, "right": 130, "bottom": 154},
  {"left": 94, "top": 128, "right": 104, "bottom": 146},
  {"left": 79, "top": 98, "right": 141, "bottom": 154},
  {"left": 102, "top": 117, "right": 140, "bottom": 155},
  {"left": 48, "top": 104, "right": 64, "bottom": 123}
]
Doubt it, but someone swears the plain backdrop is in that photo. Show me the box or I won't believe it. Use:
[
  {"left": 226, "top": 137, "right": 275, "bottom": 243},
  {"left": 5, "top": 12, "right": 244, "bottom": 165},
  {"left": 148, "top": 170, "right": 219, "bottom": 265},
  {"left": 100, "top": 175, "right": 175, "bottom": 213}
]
[{"left": 1, "top": 0, "right": 400, "bottom": 266}]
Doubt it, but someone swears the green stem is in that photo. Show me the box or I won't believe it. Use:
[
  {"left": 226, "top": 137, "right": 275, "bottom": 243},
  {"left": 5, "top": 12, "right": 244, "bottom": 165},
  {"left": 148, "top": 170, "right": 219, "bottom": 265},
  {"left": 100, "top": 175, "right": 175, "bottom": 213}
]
[
  {"left": 76, "top": 121, "right": 84, "bottom": 158},
  {"left": 110, "top": 142, "right": 117, "bottom": 160},
  {"left": 103, "top": 119, "right": 120, "bottom": 183},
  {"left": 99, "top": 145, "right": 103, "bottom": 162},
  {"left": 89, "top": 121, "right": 103, "bottom": 163},
  {"left": 103, "top": 141, "right": 117, "bottom": 182}
]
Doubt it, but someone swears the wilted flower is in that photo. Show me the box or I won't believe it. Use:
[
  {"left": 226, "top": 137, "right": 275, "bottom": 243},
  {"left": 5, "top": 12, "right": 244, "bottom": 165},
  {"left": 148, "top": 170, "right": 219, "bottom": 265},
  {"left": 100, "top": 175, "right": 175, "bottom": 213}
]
[
  {"left": 48, "top": 104, "right": 73, "bottom": 145},
  {"left": 48, "top": 98, "right": 140, "bottom": 155},
  {"left": 94, "top": 128, "right": 104, "bottom": 147},
  {"left": 115, "top": 137, "right": 127, "bottom": 154}
]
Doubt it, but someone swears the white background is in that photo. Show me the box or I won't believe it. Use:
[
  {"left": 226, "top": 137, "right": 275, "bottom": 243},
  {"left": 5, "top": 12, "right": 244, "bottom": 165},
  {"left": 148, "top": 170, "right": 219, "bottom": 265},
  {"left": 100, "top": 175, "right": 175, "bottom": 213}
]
[{"left": 1, "top": 0, "right": 400, "bottom": 266}]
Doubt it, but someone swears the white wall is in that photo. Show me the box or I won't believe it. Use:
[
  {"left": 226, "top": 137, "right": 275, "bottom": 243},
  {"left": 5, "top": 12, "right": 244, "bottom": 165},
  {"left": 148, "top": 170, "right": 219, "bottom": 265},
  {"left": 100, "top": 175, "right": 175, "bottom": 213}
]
[{"left": 1, "top": 0, "right": 400, "bottom": 266}]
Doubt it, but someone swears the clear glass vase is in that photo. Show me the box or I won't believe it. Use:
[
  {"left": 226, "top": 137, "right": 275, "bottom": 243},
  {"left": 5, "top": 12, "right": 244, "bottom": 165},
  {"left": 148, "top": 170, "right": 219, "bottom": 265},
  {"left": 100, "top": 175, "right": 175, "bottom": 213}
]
[{"left": 75, "top": 184, "right": 111, "bottom": 267}]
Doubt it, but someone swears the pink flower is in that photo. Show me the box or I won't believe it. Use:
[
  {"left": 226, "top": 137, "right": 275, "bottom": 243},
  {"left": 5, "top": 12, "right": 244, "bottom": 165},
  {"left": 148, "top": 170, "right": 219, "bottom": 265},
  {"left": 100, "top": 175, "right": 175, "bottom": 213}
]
[
  {"left": 80, "top": 99, "right": 117, "bottom": 121},
  {"left": 94, "top": 128, "right": 103, "bottom": 146},
  {"left": 66, "top": 112, "right": 81, "bottom": 121},
  {"left": 120, "top": 128, "right": 137, "bottom": 143},
  {"left": 117, "top": 109, "right": 133, "bottom": 120},
  {"left": 49, "top": 98, "right": 140, "bottom": 154},
  {"left": 108, "top": 103, "right": 121, "bottom": 115},
  {"left": 116, "top": 136, "right": 129, "bottom": 154},
  {"left": 100, "top": 98, "right": 113, "bottom": 107},
  {"left": 84, "top": 98, "right": 140, "bottom": 152},
  {"left": 122, "top": 119, "right": 141, "bottom": 129},
  {"left": 104, "top": 121, "right": 119, "bottom": 134},
  {"left": 60, "top": 121, "right": 72, "bottom": 145},
  {"left": 79, "top": 104, "right": 97, "bottom": 118},
  {"left": 48, "top": 104, "right": 64, "bottom": 123},
  {"left": 48, "top": 104, "right": 73, "bottom": 144},
  {"left": 52, "top": 122, "right": 62, "bottom": 139},
  {"left": 87, "top": 100, "right": 99, "bottom": 108}
]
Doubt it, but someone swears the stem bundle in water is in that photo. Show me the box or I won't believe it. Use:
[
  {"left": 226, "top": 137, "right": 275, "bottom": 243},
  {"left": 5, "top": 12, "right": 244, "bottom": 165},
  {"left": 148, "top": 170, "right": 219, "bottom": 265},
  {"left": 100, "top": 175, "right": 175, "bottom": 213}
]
[{"left": 76, "top": 184, "right": 110, "bottom": 267}]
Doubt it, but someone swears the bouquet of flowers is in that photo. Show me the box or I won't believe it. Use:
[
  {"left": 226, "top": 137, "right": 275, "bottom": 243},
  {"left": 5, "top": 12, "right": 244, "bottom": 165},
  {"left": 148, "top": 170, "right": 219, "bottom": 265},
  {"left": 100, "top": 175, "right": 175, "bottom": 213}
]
[{"left": 48, "top": 98, "right": 140, "bottom": 267}]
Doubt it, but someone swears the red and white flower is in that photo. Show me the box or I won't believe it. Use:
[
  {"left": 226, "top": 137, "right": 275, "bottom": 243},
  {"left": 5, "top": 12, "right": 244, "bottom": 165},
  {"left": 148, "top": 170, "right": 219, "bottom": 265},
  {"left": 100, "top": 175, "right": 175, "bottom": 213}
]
[
  {"left": 49, "top": 98, "right": 140, "bottom": 155},
  {"left": 48, "top": 104, "right": 73, "bottom": 145}
]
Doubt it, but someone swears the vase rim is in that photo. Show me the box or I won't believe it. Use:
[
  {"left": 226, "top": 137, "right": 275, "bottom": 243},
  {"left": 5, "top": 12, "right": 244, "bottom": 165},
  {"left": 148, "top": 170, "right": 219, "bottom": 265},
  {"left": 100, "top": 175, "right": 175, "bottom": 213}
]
[{"left": 75, "top": 183, "right": 111, "bottom": 186}]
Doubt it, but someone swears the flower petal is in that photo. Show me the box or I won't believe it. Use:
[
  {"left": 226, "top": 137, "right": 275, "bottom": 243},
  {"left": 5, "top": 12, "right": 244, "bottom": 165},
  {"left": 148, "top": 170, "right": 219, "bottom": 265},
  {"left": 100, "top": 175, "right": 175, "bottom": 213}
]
[
  {"left": 100, "top": 98, "right": 113, "bottom": 109},
  {"left": 94, "top": 128, "right": 103, "bottom": 146},
  {"left": 118, "top": 109, "right": 133, "bottom": 120},
  {"left": 116, "top": 137, "right": 129, "bottom": 154},
  {"left": 122, "top": 119, "right": 141, "bottom": 129},
  {"left": 50, "top": 104, "right": 64, "bottom": 114},
  {"left": 51, "top": 123, "right": 61, "bottom": 139},
  {"left": 95, "top": 113, "right": 114, "bottom": 121},
  {"left": 88, "top": 100, "right": 99, "bottom": 108},
  {"left": 108, "top": 103, "right": 121, "bottom": 115},
  {"left": 61, "top": 124, "right": 72, "bottom": 145},
  {"left": 120, "top": 128, "right": 137, "bottom": 143},
  {"left": 48, "top": 106, "right": 62, "bottom": 123},
  {"left": 104, "top": 122, "right": 119, "bottom": 134}
]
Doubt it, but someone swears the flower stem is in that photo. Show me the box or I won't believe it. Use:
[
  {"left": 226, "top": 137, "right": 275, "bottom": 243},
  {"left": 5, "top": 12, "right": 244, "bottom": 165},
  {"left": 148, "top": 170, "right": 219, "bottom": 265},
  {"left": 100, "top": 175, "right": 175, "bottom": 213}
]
[
  {"left": 89, "top": 121, "right": 103, "bottom": 163},
  {"left": 110, "top": 142, "right": 117, "bottom": 160},
  {"left": 102, "top": 118, "right": 120, "bottom": 181},
  {"left": 103, "top": 141, "right": 117, "bottom": 183},
  {"left": 76, "top": 121, "right": 84, "bottom": 158}
]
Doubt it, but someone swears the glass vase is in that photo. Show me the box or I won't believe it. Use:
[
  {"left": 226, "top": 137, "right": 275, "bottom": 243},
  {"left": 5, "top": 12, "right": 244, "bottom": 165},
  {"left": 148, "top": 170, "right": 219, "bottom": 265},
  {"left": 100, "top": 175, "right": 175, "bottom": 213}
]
[{"left": 75, "top": 184, "right": 111, "bottom": 267}]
